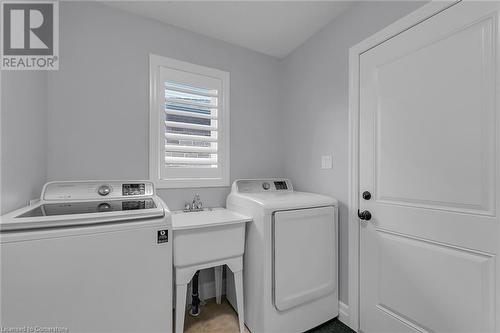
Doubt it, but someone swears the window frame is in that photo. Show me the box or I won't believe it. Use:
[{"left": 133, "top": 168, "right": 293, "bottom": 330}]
[{"left": 149, "top": 54, "right": 230, "bottom": 188}]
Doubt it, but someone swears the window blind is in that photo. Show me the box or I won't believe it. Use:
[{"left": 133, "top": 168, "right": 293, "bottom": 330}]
[{"left": 164, "top": 81, "right": 219, "bottom": 169}]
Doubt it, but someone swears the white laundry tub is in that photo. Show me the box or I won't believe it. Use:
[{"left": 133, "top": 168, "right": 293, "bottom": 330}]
[{"left": 172, "top": 208, "right": 251, "bottom": 268}]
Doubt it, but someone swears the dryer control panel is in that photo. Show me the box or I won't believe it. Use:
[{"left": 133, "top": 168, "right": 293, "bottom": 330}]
[
  {"left": 233, "top": 179, "right": 293, "bottom": 193},
  {"left": 42, "top": 181, "right": 155, "bottom": 201}
]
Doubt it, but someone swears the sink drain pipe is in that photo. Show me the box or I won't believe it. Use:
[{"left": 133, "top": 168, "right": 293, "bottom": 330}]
[{"left": 189, "top": 270, "right": 201, "bottom": 316}]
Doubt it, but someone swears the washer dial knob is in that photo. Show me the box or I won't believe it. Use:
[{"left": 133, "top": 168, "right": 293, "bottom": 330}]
[
  {"left": 262, "top": 182, "right": 271, "bottom": 190},
  {"left": 98, "top": 202, "right": 111, "bottom": 212},
  {"left": 97, "top": 185, "right": 111, "bottom": 196}
]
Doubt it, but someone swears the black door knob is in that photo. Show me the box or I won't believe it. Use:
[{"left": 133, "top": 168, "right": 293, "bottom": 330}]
[
  {"left": 362, "top": 191, "right": 371, "bottom": 200},
  {"left": 358, "top": 210, "right": 372, "bottom": 221}
]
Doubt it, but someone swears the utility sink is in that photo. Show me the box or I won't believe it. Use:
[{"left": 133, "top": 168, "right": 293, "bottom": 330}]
[
  {"left": 171, "top": 208, "right": 252, "bottom": 268},
  {"left": 172, "top": 208, "right": 251, "bottom": 333}
]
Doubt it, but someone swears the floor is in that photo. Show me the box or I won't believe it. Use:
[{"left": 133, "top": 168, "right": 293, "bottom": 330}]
[{"left": 183, "top": 298, "right": 354, "bottom": 333}]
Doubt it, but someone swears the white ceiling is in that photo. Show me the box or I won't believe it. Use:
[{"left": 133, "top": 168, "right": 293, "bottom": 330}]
[{"left": 102, "top": 1, "right": 354, "bottom": 58}]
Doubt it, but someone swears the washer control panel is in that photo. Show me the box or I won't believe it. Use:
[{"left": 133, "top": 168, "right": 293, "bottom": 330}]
[
  {"left": 42, "top": 181, "right": 154, "bottom": 201},
  {"left": 273, "top": 181, "right": 288, "bottom": 190},
  {"left": 235, "top": 179, "right": 293, "bottom": 193},
  {"left": 122, "top": 183, "right": 146, "bottom": 196}
]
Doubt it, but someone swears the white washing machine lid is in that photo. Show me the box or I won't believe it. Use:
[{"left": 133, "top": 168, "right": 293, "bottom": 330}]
[
  {"left": 1, "top": 181, "right": 170, "bottom": 231},
  {"left": 232, "top": 191, "right": 337, "bottom": 212},
  {"left": 0, "top": 196, "right": 167, "bottom": 231}
]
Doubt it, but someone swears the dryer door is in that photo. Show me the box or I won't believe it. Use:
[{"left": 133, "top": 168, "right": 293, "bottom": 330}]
[{"left": 273, "top": 206, "right": 337, "bottom": 311}]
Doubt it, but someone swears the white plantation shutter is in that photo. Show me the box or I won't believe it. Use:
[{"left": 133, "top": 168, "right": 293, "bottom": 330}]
[
  {"left": 164, "top": 79, "right": 219, "bottom": 168},
  {"left": 150, "top": 55, "right": 230, "bottom": 188}
]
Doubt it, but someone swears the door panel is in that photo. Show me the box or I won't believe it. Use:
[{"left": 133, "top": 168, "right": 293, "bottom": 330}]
[
  {"left": 359, "top": 2, "right": 499, "bottom": 332},
  {"left": 273, "top": 206, "right": 337, "bottom": 311},
  {"left": 377, "top": 230, "right": 494, "bottom": 333},
  {"left": 375, "top": 15, "right": 495, "bottom": 215}
]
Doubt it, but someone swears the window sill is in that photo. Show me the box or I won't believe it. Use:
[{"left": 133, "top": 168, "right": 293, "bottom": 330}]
[{"left": 153, "top": 178, "right": 230, "bottom": 189}]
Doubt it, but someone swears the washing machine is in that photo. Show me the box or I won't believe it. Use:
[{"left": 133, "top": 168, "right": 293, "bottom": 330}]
[
  {"left": 226, "top": 178, "right": 338, "bottom": 333},
  {"left": 1, "top": 180, "right": 172, "bottom": 332}
]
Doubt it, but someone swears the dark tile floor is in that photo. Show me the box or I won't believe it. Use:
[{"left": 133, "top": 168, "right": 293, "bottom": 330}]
[{"left": 307, "top": 318, "right": 355, "bottom": 333}]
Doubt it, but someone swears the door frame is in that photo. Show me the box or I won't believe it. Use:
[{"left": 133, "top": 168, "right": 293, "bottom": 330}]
[{"left": 347, "top": 1, "right": 459, "bottom": 331}]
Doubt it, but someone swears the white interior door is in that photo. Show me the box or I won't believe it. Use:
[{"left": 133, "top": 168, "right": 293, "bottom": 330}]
[{"left": 359, "top": 2, "right": 500, "bottom": 332}]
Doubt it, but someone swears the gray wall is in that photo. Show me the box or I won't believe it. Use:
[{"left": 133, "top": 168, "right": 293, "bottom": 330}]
[
  {"left": 46, "top": 1, "right": 284, "bottom": 210},
  {"left": 44, "top": 1, "right": 283, "bottom": 299},
  {"left": 1, "top": 71, "right": 47, "bottom": 214},
  {"left": 0, "top": 0, "right": 427, "bottom": 306},
  {"left": 281, "top": 1, "right": 425, "bottom": 304}
]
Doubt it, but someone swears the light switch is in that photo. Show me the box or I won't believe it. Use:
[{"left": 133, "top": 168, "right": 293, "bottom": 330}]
[{"left": 321, "top": 155, "right": 333, "bottom": 169}]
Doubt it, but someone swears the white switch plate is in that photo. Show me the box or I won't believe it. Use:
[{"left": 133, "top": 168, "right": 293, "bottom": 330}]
[{"left": 321, "top": 155, "right": 333, "bottom": 169}]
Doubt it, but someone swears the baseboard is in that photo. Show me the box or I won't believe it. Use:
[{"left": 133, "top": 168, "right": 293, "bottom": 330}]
[{"left": 339, "top": 301, "right": 349, "bottom": 326}]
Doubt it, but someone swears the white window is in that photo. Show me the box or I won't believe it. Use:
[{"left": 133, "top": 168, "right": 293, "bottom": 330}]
[{"left": 149, "top": 54, "right": 230, "bottom": 188}]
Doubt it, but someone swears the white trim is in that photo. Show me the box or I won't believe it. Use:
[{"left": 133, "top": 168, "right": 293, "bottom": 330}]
[
  {"left": 149, "top": 54, "right": 230, "bottom": 189},
  {"left": 347, "top": 1, "right": 459, "bottom": 331},
  {"left": 339, "top": 301, "right": 349, "bottom": 326}
]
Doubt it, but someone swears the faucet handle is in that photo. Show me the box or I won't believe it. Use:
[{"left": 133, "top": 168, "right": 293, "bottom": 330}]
[{"left": 193, "top": 194, "right": 202, "bottom": 210}]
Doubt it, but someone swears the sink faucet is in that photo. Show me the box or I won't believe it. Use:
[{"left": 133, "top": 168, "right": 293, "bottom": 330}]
[
  {"left": 193, "top": 194, "right": 203, "bottom": 211},
  {"left": 184, "top": 194, "right": 203, "bottom": 212}
]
